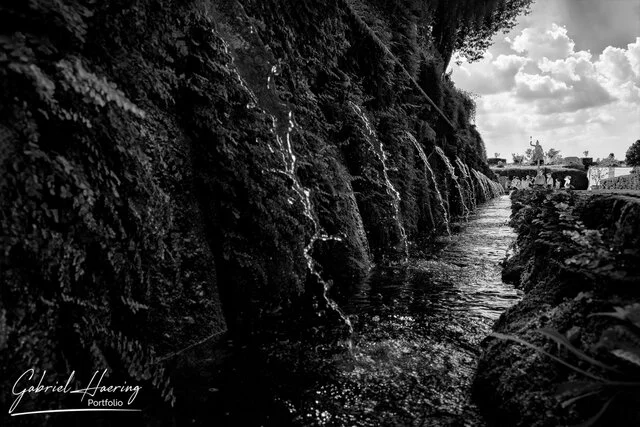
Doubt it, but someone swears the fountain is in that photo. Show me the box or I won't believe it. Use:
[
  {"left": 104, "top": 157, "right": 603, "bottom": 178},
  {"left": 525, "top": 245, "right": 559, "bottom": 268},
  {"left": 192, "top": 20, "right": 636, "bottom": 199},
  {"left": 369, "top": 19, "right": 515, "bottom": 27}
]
[
  {"left": 455, "top": 157, "right": 477, "bottom": 212},
  {"left": 471, "top": 169, "right": 503, "bottom": 201},
  {"left": 406, "top": 133, "right": 451, "bottom": 235},
  {"left": 434, "top": 146, "right": 470, "bottom": 218},
  {"left": 349, "top": 102, "right": 409, "bottom": 262},
  {"left": 220, "top": 35, "right": 353, "bottom": 336}
]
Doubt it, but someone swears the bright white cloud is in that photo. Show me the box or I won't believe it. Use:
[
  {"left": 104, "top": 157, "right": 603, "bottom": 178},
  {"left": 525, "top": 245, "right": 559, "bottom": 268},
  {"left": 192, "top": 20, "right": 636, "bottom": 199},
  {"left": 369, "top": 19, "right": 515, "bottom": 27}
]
[
  {"left": 514, "top": 73, "right": 569, "bottom": 99},
  {"left": 598, "top": 47, "right": 634, "bottom": 82},
  {"left": 509, "top": 24, "right": 575, "bottom": 60},
  {"left": 451, "top": 8, "right": 640, "bottom": 161},
  {"left": 453, "top": 53, "right": 529, "bottom": 95}
]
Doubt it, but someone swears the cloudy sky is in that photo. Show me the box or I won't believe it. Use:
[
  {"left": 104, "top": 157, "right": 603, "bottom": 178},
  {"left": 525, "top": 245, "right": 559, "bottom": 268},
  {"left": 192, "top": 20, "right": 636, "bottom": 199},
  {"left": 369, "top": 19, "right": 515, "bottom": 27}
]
[{"left": 450, "top": 0, "right": 640, "bottom": 161}]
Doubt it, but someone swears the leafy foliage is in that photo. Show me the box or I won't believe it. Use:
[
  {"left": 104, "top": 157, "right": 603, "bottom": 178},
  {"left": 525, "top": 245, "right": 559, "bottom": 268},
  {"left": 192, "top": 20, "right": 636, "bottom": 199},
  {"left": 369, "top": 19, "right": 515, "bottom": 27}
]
[
  {"left": 0, "top": 0, "right": 229, "bottom": 416},
  {"left": 625, "top": 140, "right": 640, "bottom": 167},
  {"left": 494, "top": 304, "right": 640, "bottom": 426},
  {"left": 1, "top": 0, "right": 506, "bottom": 422},
  {"left": 479, "top": 190, "right": 640, "bottom": 426}
]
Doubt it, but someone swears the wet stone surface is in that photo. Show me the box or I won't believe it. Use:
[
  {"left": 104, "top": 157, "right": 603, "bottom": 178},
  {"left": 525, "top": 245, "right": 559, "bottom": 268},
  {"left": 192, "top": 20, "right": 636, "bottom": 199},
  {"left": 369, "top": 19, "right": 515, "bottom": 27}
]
[{"left": 283, "top": 195, "right": 523, "bottom": 426}]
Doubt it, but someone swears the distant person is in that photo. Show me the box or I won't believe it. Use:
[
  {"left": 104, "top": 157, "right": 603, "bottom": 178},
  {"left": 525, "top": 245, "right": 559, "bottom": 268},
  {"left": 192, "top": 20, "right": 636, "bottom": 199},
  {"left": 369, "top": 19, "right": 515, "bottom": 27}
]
[
  {"left": 521, "top": 175, "right": 531, "bottom": 190},
  {"left": 512, "top": 176, "right": 521, "bottom": 190},
  {"left": 534, "top": 170, "right": 545, "bottom": 186},
  {"left": 555, "top": 179, "right": 561, "bottom": 189},
  {"left": 546, "top": 173, "right": 554, "bottom": 188},
  {"left": 564, "top": 176, "right": 572, "bottom": 189}
]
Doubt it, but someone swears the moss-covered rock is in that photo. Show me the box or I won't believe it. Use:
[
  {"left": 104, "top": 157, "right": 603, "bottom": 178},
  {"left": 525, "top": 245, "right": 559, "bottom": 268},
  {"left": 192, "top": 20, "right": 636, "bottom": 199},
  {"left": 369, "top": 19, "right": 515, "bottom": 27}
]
[
  {"left": 474, "top": 189, "right": 640, "bottom": 426},
  {"left": 0, "top": 0, "right": 504, "bottom": 421}
]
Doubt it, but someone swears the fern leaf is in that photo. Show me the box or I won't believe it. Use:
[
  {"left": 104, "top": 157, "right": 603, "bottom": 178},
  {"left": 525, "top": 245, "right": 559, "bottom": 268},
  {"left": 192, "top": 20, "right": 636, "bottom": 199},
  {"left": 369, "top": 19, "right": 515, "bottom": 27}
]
[
  {"left": 535, "top": 328, "right": 620, "bottom": 373},
  {"left": 611, "top": 349, "right": 640, "bottom": 368},
  {"left": 490, "top": 332, "right": 608, "bottom": 382}
]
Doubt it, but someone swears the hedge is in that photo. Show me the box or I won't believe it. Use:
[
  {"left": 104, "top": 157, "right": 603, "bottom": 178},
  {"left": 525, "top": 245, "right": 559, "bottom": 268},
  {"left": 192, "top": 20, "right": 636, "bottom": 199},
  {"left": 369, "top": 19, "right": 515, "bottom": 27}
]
[{"left": 601, "top": 173, "right": 640, "bottom": 190}]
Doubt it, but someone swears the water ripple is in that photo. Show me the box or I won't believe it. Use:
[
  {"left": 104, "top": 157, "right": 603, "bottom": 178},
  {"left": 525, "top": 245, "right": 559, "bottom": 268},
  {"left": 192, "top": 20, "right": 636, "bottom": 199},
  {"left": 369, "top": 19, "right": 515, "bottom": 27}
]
[{"left": 302, "top": 195, "right": 522, "bottom": 426}]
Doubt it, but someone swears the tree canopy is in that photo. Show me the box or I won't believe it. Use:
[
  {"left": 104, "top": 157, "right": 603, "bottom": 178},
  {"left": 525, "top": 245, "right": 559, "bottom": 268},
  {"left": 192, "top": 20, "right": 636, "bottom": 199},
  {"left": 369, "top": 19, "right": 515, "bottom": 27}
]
[
  {"left": 626, "top": 140, "right": 640, "bottom": 166},
  {"left": 429, "top": 0, "right": 534, "bottom": 68}
]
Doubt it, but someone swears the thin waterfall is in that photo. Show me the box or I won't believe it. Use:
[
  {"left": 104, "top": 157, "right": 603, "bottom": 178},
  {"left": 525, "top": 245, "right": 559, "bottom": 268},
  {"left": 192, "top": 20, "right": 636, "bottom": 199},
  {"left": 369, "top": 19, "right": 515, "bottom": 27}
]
[
  {"left": 349, "top": 101, "right": 408, "bottom": 262},
  {"left": 407, "top": 133, "right": 451, "bottom": 235},
  {"left": 455, "top": 157, "right": 477, "bottom": 212},
  {"left": 220, "top": 36, "right": 353, "bottom": 335},
  {"left": 471, "top": 169, "right": 504, "bottom": 201},
  {"left": 462, "top": 162, "right": 478, "bottom": 204},
  {"left": 471, "top": 169, "right": 490, "bottom": 201},
  {"left": 434, "top": 147, "right": 470, "bottom": 218}
]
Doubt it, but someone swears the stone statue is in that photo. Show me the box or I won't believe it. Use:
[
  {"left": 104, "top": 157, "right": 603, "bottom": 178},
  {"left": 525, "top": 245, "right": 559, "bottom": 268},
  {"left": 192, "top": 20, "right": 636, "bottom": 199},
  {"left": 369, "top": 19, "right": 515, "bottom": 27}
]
[
  {"left": 530, "top": 137, "right": 544, "bottom": 166},
  {"left": 564, "top": 175, "right": 572, "bottom": 189}
]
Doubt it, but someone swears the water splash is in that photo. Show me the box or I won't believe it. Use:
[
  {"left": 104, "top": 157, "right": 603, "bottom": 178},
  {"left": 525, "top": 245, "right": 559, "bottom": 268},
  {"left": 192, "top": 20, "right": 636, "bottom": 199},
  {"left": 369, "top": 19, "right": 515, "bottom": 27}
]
[
  {"left": 349, "top": 102, "right": 408, "bottom": 261},
  {"left": 434, "top": 147, "right": 469, "bottom": 218},
  {"left": 267, "top": 64, "right": 280, "bottom": 90},
  {"left": 407, "top": 133, "right": 451, "bottom": 236}
]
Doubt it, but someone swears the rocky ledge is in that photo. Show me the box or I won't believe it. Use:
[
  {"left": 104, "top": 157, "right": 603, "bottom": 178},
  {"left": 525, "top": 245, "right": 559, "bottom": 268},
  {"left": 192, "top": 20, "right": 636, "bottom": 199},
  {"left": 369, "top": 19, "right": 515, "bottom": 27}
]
[{"left": 473, "top": 189, "right": 640, "bottom": 427}]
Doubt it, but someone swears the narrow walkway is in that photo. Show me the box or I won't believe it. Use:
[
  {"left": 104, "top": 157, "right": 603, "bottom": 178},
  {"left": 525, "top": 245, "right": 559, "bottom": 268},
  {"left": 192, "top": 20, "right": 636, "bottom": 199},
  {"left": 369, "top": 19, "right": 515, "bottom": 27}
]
[{"left": 294, "top": 195, "right": 522, "bottom": 426}]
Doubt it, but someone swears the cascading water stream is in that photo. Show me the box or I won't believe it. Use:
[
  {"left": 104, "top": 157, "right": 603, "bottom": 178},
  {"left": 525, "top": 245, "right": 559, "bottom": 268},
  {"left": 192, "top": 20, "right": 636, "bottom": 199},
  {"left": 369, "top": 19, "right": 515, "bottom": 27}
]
[
  {"left": 455, "top": 157, "right": 477, "bottom": 212},
  {"left": 458, "top": 160, "right": 478, "bottom": 209},
  {"left": 471, "top": 169, "right": 490, "bottom": 201},
  {"left": 349, "top": 102, "right": 409, "bottom": 262},
  {"left": 406, "top": 133, "right": 451, "bottom": 235},
  {"left": 434, "top": 146, "right": 470, "bottom": 218},
  {"left": 219, "top": 35, "right": 352, "bottom": 335},
  {"left": 471, "top": 169, "right": 503, "bottom": 201}
]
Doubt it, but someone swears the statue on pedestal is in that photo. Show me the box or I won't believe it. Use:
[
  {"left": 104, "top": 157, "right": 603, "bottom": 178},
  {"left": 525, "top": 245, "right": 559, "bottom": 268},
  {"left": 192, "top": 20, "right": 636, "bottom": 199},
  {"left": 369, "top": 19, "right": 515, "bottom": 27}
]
[{"left": 530, "top": 137, "right": 544, "bottom": 167}]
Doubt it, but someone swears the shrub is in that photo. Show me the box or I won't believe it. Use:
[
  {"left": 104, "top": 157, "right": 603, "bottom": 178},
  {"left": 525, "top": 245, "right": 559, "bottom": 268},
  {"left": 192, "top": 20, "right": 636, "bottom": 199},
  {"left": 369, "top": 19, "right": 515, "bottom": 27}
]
[{"left": 601, "top": 174, "right": 640, "bottom": 190}]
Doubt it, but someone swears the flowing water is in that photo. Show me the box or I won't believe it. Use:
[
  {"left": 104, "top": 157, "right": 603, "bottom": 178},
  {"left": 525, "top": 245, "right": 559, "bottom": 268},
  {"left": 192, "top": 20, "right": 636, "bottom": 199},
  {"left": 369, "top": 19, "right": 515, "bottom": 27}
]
[
  {"left": 212, "top": 30, "right": 517, "bottom": 427},
  {"left": 407, "top": 133, "right": 451, "bottom": 236},
  {"left": 195, "top": 197, "right": 521, "bottom": 427},
  {"left": 434, "top": 147, "right": 470, "bottom": 218},
  {"left": 455, "top": 158, "right": 477, "bottom": 212},
  {"left": 350, "top": 102, "right": 409, "bottom": 261},
  {"left": 280, "top": 195, "right": 523, "bottom": 426}
]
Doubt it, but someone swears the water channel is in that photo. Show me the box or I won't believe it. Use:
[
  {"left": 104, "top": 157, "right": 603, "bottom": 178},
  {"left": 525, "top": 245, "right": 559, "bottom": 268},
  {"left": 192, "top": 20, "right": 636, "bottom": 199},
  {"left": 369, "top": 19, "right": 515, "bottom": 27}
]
[{"left": 194, "top": 195, "right": 522, "bottom": 427}]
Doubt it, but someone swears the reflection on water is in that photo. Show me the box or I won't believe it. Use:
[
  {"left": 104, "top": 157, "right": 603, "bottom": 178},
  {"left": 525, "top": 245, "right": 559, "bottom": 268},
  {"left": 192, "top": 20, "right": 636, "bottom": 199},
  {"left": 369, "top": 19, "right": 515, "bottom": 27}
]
[{"left": 291, "top": 195, "right": 522, "bottom": 426}]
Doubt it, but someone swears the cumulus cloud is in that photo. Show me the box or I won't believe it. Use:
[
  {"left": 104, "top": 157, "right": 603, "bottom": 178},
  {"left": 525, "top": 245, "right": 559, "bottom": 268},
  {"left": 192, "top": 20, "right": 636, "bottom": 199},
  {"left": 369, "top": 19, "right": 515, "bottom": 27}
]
[
  {"left": 515, "top": 73, "right": 569, "bottom": 99},
  {"left": 595, "top": 38, "right": 640, "bottom": 102},
  {"left": 453, "top": 53, "right": 528, "bottom": 95},
  {"left": 451, "top": 4, "right": 640, "bottom": 160},
  {"left": 508, "top": 24, "right": 575, "bottom": 60},
  {"left": 534, "top": 77, "right": 615, "bottom": 114}
]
